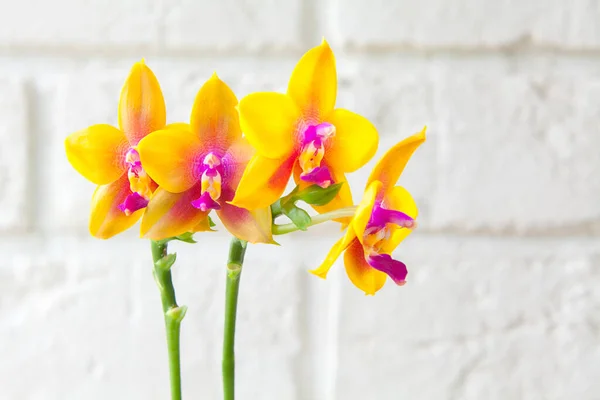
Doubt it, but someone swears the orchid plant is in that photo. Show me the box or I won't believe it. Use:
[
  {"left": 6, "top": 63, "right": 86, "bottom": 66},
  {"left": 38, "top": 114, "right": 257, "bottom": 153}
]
[{"left": 64, "top": 40, "right": 426, "bottom": 400}]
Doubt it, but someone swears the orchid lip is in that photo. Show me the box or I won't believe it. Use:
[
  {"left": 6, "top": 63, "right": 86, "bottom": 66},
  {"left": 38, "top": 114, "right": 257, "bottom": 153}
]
[
  {"left": 120, "top": 147, "right": 152, "bottom": 215},
  {"left": 191, "top": 191, "right": 221, "bottom": 212},
  {"left": 118, "top": 192, "right": 149, "bottom": 216},
  {"left": 366, "top": 252, "right": 407, "bottom": 285},
  {"left": 300, "top": 166, "right": 333, "bottom": 188},
  {"left": 194, "top": 151, "right": 224, "bottom": 210},
  {"left": 298, "top": 123, "right": 336, "bottom": 185}
]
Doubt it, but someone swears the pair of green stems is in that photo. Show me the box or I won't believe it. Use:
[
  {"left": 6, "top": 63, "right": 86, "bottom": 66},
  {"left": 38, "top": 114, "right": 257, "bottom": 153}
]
[{"left": 151, "top": 207, "right": 357, "bottom": 400}]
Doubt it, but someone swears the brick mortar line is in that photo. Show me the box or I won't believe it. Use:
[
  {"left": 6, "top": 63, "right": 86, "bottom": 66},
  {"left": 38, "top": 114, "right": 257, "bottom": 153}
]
[
  {"left": 0, "top": 233, "right": 598, "bottom": 242},
  {"left": 0, "top": 45, "right": 600, "bottom": 60}
]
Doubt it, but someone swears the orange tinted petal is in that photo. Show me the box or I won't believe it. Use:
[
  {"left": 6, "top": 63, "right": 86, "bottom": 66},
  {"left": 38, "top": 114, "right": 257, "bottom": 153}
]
[
  {"left": 325, "top": 108, "right": 378, "bottom": 173},
  {"left": 229, "top": 154, "right": 295, "bottom": 210},
  {"left": 137, "top": 128, "right": 202, "bottom": 193},
  {"left": 344, "top": 238, "right": 387, "bottom": 295},
  {"left": 238, "top": 92, "right": 299, "bottom": 159},
  {"left": 287, "top": 39, "right": 337, "bottom": 122},
  {"left": 191, "top": 215, "right": 214, "bottom": 233},
  {"left": 310, "top": 225, "right": 356, "bottom": 279},
  {"left": 367, "top": 126, "right": 426, "bottom": 193},
  {"left": 118, "top": 60, "right": 166, "bottom": 145},
  {"left": 217, "top": 203, "right": 274, "bottom": 244},
  {"left": 140, "top": 185, "right": 209, "bottom": 240},
  {"left": 65, "top": 124, "right": 128, "bottom": 185},
  {"left": 221, "top": 137, "right": 256, "bottom": 198},
  {"left": 89, "top": 174, "right": 143, "bottom": 239},
  {"left": 190, "top": 73, "right": 241, "bottom": 154}
]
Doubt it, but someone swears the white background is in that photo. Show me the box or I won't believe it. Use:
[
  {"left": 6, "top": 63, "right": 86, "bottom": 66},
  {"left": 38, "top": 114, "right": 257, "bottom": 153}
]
[{"left": 0, "top": 0, "right": 599, "bottom": 399}]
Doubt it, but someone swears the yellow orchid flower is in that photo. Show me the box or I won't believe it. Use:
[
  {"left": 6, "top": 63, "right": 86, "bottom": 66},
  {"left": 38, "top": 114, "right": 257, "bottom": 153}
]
[
  {"left": 136, "top": 74, "right": 273, "bottom": 244},
  {"left": 230, "top": 39, "right": 379, "bottom": 218},
  {"left": 310, "top": 127, "right": 427, "bottom": 295},
  {"left": 65, "top": 60, "right": 165, "bottom": 239}
]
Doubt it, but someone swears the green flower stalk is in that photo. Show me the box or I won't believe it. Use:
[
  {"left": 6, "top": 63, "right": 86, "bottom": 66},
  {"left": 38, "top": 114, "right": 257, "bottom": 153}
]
[
  {"left": 222, "top": 237, "right": 248, "bottom": 400},
  {"left": 151, "top": 240, "right": 187, "bottom": 400}
]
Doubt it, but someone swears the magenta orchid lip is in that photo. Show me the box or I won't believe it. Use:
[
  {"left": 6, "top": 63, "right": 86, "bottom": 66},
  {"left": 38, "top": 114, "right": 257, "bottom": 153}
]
[
  {"left": 119, "top": 148, "right": 152, "bottom": 215},
  {"left": 298, "top": 122, "right": 336, "bottom": 188}
]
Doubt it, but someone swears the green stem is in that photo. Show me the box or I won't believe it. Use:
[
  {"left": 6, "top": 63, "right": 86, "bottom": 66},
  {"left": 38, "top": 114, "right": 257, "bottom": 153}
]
[
  {"left": 151, "top": 240, "right": 186, "bottom": 400},
  {"left": 272, "top": 206, "right": 357, "bottom": 235},
  {"left": 222, "top": 237, "right": 248, "bottom": 400}
]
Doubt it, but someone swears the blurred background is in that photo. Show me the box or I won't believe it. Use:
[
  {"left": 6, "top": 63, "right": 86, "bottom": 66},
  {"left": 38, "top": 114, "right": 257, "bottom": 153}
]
[{"left": 1, "top": 0, "right": 599, "bottom": 399}]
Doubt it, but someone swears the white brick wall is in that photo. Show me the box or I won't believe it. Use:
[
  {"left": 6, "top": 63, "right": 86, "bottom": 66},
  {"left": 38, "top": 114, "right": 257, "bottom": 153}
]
[{"left": 0, "top": 1, "right": 599, "bottom": 399}]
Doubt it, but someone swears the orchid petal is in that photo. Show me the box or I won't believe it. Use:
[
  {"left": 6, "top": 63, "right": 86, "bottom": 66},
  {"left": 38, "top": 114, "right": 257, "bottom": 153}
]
[
  {"left": 65, "top": 124, "right": 128, "bottom": 185},
  {"left": 164, "top": 122, "right": 191, "bottom": 131},
  {"left": 344, "top": 238, "right": 387, "bottom": 295},
  {"left": 191, "top": 73, "right": 241, "bottom": 154},
  {"left": 381, "top": 186, "right": 418, "bottom": 253},
  {"left": 366, "top": 126, "right": 426, "bottom": 193},
  {"left": 351, "top": 180, "right": 383, "bottom": 244},
  {"left": 229, "top": 154, "right": 295, "bottom": 210},
  {"left": 137, "top": 128, "right": 202, "bottom": 193},
  {"left": 140, "top": 184, "right": 210, "bottom": 240},
  {"left": 191, "top": 215, "right": 214, "bottom": 233},
  {"left": 287, "top": 39, "right": 337, "bottom": 122},
  {"left": 325, "top": 108, "right": 378, "bottom": 173},
  {"left": 310, "top": 226, "right": 356, "bottom": 279},
  {"left": 217, "top": 203, "right": 274, "bottom": 244},
  {"left": 89, "top": 174, "right": 143, "bottom": 239},
  {"left": 221, "top": 137, "right": 255, "bottom": 198},
  {"left": 118, "top": 60, "right": 166, "bottom": 145},
  {"left": 238, "top": 92, "right": 300, "bottom": 159}
]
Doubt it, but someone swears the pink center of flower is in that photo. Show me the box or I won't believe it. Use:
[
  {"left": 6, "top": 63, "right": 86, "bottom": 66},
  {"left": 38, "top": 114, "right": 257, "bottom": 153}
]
[
  {"left": 362, "top": 201, "right": 416, "bottom": 285},
  {"left": 118, "top": 148, "right": 152, "bottom": 216},
  {"left": 298, "top": 123, "right": 335, "bottom": 188},
  {"left": 191, "top": 152, "right": 223, "bottom": 212}
]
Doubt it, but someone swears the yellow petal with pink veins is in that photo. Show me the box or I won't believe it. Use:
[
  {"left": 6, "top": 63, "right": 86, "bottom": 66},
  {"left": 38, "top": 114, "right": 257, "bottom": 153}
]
[
  {"left": 344, "top": 238, "right": 387, "bottom": 295},
  {"left": 366, "top": 126, "right": 426, "bottom": 193},
  {"left": 191, "top": 73, "right": 242, "bottom": 154},
  {"left": 325, "top": 108, "right": 379, "bottom": 173},
  {"left": 310, "top": 226, "right": 357, "bottom": 279},
  {"left": 65, "top": 124, "right": 128, "bottom": 185},
  {"left": 352, "top": 180, "right": 383, "bottom": 245},
  {"left": 287, "top": 39, "right": 337, "bottom": 122},
  {"left": 137, "top": 128, "right": 202, "bottom": 193},
  {"left": 220, "top": 137, "right": 256, "bottom": 198},
  {"left": 118, "top": 60, "right": 166, "bottom": 145},
  {"left": 229, "top": 154, "right": 296, "bottom": 210},
  {"left": 140, "top": 185, "right": 210, "bottom": 240},
  {"left": 380, "top": 185, "right": 418, "bottom": 254},
  {"left": 238, "top": 92, "right": 300, "bottom": 159},
  {"left": 89, "top": 174, "right": 143, "bottom": 239},
  {"left": 217, "top": 203, "right": 274, "bottom": 244}
]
